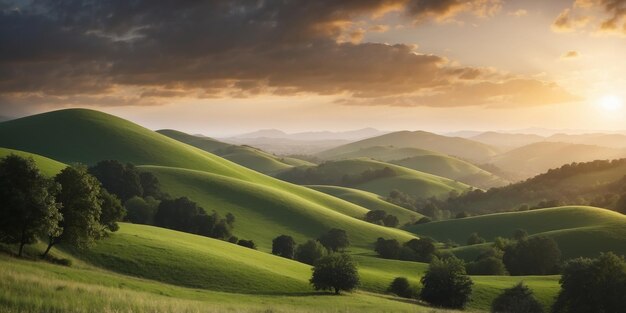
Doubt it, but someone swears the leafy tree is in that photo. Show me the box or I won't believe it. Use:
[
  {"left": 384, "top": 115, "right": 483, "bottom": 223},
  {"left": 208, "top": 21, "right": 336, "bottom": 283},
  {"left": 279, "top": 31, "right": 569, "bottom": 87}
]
[
  {"left": 466, "top": 257, "right": 508, "bottom": 276},
  {"left": 375, "top": 238, "right": 401, "bottom": 259},
  {"left": 98, "top": 189, "right": 125, "bottom": 232},
  {"left": 467, "top": 232, "right": 486, "bottom": 245},
  {"left": 44, "top": 166, "right": 104, "bottom": 257},
  {"left": 318, "top": 228, "right": 349, "bottom": 252},
  {"left": 310, "top": 253, "right": 359, "bottom": 295},
  {"left": 491, "top": 283, "right": 544, "bottom": 313},
  {"left": 503, "top": 236, "right": 561, "bottom": 275},
  {"left": 420, "top": 257, "right": 473, "bottom": 309},
  {"left": 383, "top": 214, "right": 399, "bottom": 227},
  {"left": 388, "top": 277, "right": 416, "bottom": 299},
  {"left": 139, "top": 172, "right": 162, "bottom": 199},
  {"left": 154, "top": 197, "right": 204, "bottom": 232},
  {"left": 364, "top": 210, "right": 387, "bottom": 224},
  {"left": 89, "top": 160, "right": 142, "bottom": 202},
  {"left": 211, "top": 219, "right": 233, "bottom": 240},
  {"left": 513, "top": 229, "right": 528, "bottom": 241},
  {"left": 0, "top": 155, "right": 62, "bottom": 256},
  {"left": 124, "top": 196, "right": 159, "bottom": 224},
  {"left": 295, "top": 240, "right": 327, "bottom": 265},
  {"left": 272, "top": 235, "right": 296, "bottom": 259},
  {"left": 237, "top": 239, "right": 256, "bottom": 249},
  {"left": 552, "top": 253, "right": 626, "bottom": 313},
  {"left": 404, "top": 238, "right": 436, "bottom": 262}
]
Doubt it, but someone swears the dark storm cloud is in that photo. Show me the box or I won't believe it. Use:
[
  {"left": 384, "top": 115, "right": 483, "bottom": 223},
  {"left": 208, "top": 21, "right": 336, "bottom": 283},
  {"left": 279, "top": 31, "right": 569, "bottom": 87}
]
[{"left": 0, "top": 0, "right": 575, "bottom": 108}]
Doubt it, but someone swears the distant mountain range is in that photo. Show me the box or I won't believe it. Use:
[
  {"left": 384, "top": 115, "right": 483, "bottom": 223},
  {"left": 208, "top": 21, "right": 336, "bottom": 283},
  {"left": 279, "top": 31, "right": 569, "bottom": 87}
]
[{"left": 228, "top": 127, "right": 388, "bottom": 141}]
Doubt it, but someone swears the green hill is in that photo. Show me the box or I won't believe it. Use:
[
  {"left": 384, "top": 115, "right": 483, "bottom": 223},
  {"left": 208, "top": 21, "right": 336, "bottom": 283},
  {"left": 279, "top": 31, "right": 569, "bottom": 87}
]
[
  {"left": 307, "top": 185, "right": 423, "bottom": 225},
  {"left": 318, "top": 145, "right": 440, "bottom": 161},
  {"left": 158, "top": 129, "right": 312, "bottom": 175},
  {"left": 0, "top": 147, "right": 66, "bottom": 177},
  {"left": 317, "top": 131, "right": 500, "bottom": 163},
  {"left": 407, "top": 206, "right": 626, "bottom": 260},
  {"left": 277, "top": 158, "right": 470, "bottom": 199}
]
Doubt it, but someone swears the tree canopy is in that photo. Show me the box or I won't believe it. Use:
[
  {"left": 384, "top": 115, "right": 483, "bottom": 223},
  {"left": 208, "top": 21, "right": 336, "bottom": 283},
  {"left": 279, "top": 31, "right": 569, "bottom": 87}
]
[
  {"left": 310, "top": 253, "right": 359, "bottom": 295},
  {"left": 420, "top": 257, "right": 473, "bottom": 309}
]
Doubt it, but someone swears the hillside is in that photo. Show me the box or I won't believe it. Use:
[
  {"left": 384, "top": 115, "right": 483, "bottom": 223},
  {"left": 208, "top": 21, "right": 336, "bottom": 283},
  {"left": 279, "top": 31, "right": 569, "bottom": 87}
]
[
  {"left": 276, "top": 158, "right": 470, "bottom": 200},
  {"left": 547, "top": 133, "right": 626, "bottom": 149},
  {"left": 158, "top": 129, "right": 312, "bottom": 175},
  {"left": 470, "top": 132, "right": 544, "bottom": 149},
  {"left": 407, "top": 206, "right": 626, "bottom": 260},
  {"left": 0, "top": 147, "right": 66, "bottom": 177},
  {"left": 317, "top": 131, "right": 500, "bottom": 163},
  {"left": 491, "top": 141, "right": 626, "bottom": 178},
  {"left": 307, "top": 185, "right": 423, "bottom": 225}
]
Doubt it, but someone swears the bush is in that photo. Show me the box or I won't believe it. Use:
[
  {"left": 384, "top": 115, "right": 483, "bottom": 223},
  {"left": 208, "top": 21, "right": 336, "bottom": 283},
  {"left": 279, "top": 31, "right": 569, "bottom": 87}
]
[
  {"left": 420, "top": 257, "right": 473, "bottom": 309},
  {"left": 318, "top": 228, "right": 349, "bottom": 252},
  {"left": 467, "top": 257, "right": 508, "bottom": 276},
  {"left": 552, "top": 252, "right": 626, "bottom": 313},
  {"left": 503, "top": 236, "right": 561, "bottom": 275},
  {"left": 295, "top": 240, "right": 327, "bottom": 265},
  {"left": 374, "top": 238, "right": 401, "bottom": 259},
  {"left": 388, "top": 277, "right": 416, "bottom": 299},
  {"left": 272, "top": 235, "right": 296, "bottom": 259},
  {"left": 404, "top": 238, "right": 436, "bottom": 262},
  {"left": 491, "top": 283, "right": 543, "bottom": 313},
  {"left": 237, "top": 239, "right": 256, "bottom": 249},
  {"left": 467, "top": 232, "right": 486, "bottom": 245},
  {"left": 310, "top": 253, "right": 359, "bottom": 295},
  {"left": 382, "top": 214, "right": 399, "bottom": 227}
]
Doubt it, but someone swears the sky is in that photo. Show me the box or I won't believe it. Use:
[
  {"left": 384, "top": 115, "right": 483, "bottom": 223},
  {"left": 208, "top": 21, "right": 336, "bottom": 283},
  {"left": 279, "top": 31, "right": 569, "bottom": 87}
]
[{"left": 0, "top": 0, "right": 625, "bottom": 136}]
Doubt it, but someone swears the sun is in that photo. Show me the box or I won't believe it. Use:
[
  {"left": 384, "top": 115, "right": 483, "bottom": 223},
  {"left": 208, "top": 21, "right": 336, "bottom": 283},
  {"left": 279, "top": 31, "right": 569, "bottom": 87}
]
[{"left": 599, "top": 95, "right": 624, "bottom": 111}]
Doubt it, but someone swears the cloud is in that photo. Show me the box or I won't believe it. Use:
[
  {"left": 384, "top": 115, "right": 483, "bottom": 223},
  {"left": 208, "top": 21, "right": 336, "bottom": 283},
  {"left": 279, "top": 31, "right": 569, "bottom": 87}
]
[
  {"left": 553, "top": 0, "right": 626, "bottom": 35},
  {"left": 508, "top": 9, "right": 528, "bottom": 17},
  {"left": 561, "top": 50, "right": 581, "bottom": 59},
  {"left": 0, "top": 0, "right": 574, "bottom": 110}
]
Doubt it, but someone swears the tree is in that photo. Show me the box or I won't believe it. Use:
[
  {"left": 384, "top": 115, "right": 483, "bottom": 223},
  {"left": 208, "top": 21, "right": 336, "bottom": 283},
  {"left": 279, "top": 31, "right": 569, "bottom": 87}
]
[
  {"left": 0, "top": 155, "right": 62, "bottom": 256},
  {"left": 272, "top": 235, "right": 296, "bottom": 259},
  {"left": 364, "top": 210, "right": 387, "bottom": 224},
  {"left": 237, "top": 239, "right": 256, "bottom": 249},
  {"left": 139, "top": 172, "right": 162, "bottom": 199},
  {"left": 467, "top": 232, "right": 486, "bottom": 245},
  {"left": 295, "top": 240, "right": 327, "bottom": 265},
  {"left": 44, "top": 166, "right": 103, "bottom": 257},
  {"left": 375, "top": 238, "right": 401, "bottom": 259},
  {"left": 388, "top": 277, "right": 415, "bottom": 299},
  {"left": 552, "top": 253, "right": 626, "bottom": 313},
  {"left": 466, "top": 257, "right": 508, "bottom": 276},
  {"left": 503, "top": 236, "right": 561, "bottom": 275},
  {"left": 491, "top": 283, "right": 544, "bottom": 313},
  {"left": 98, "top": 189, "right": 125, "bottom": 232},
  {"left": 420, "top": 257, "right": 473, "bottom": 309},
  {"left": 318, "top": 228, "right": 349, "bottom": 252},
  {"left": 310, "top": 253, "right": 359, "bottom": 295},
  {"left": 154, "top": 197, "right": 204, "bottom": 232},
  {"left": 404, "top": 238, "right": 437, "bottom": 262},
  {"left": 383, "top": 214, "right": 399, "bottom": 227},
  {"left": 88, "top": 160, "right": 142, "bottom": 202},
  {"left": 124, "top": 196, "right": 159, "bottom": 224},
  {"left": 513, "top": 229, "right": 528, "bottom": 241}
]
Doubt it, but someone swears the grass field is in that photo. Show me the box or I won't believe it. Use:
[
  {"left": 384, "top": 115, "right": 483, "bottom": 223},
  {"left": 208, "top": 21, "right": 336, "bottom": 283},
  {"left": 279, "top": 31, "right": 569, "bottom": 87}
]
[{"left": 407, "top": 206, "right": 626, "bottom": 260}]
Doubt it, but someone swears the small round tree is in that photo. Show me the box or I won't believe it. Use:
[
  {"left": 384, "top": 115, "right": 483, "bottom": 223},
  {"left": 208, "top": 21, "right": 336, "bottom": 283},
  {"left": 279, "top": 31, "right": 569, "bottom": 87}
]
[
  {"left": 318, "top": 228, "right": 349, "bottom": 252},
  {"left": 420, "top": 257, "right": 473, "bottom": 309},
  {"left": 272, "top": 235, "right": 296, "bottom": 259},
  {"left": 491, "top": 283, "right": 544, "bottom": 313},
  {"left": 295, "top": 239, "right": 327, "bottom": 265},
  {"left": 388, "top": 277, "right": 415, "bottom": 299},
  {"left": 310, "top": 253, "right": 359, "bottom": 295}
]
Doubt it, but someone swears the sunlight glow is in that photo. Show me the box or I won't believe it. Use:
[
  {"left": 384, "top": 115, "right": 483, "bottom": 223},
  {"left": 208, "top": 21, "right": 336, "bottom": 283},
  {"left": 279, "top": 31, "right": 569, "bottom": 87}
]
[{"left": 599, "top": 95, "right": 624, "bottom": 112}]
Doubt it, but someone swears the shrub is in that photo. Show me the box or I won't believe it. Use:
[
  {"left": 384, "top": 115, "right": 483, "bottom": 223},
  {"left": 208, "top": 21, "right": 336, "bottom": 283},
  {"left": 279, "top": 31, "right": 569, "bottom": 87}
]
[
  {"left": 310, "top": 253, "right": 359, "bottom": 295},
  {"left": 272, "top": 235, "right": 296, "bottom": 259},
  {"left": 466, "top": 257, "right": 508, "bottom": 275},
  {"left": 318, "top": 228, "right": 349, "bottom": 252},
  {"left": 503, "top": 236, "right": 561, "bottom": 275},
  {"left": 382, "top": 214, "right": 399, "bottom": 227},
  {"left": 491, "top": 283, "right": 543, "bottom": 313},
  {"left": 295, "top": 240, "right": 327, "bottom": 265},
  {"left": 388, "top": 277, "right": 416, "bottom": 299},
  {"left": 237, "top": 239, "right": 256, "bottom": 249},
  {"left": 374, "top": 238, "right": 401, "bottom": 259},
  {"left": 467, "top": 232, "right": 486, "bottom": 245},
  {"left": 420, "top": 257, "right": 473, "bottom": 309}
]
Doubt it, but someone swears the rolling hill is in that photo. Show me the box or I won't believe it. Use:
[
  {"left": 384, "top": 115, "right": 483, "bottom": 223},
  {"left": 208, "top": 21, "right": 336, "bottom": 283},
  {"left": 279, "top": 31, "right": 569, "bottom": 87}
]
[
  {"left": 0, "top": 109, "right": 418, "bottom": 250},
  {"left": 158, "top": 129, "right": 312, "bottom": 175},
  {"left": 406, "top": 206, "right": 626, "bottom": 260},
  {"left": 317, "top": 131, "right": 500, "bottom": 163},
  {"left": 491, "top": 142, "right": 626, "bottom": 178},
  {"left": 307, "top": 185, "right": 423, "bottom": 225},
  {"left": 276, "top": 158, "right": 471, "bottom": 200},
  {"left": 470, "top": 132, "right": 545, "bottom": 149},
  {"left": 0, "top": 147, "right": 66, "bottom": 177}
]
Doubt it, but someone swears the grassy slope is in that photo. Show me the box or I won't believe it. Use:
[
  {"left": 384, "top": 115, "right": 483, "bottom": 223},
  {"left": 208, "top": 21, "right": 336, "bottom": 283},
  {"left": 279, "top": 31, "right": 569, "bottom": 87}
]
[
  {"left": 317, "top": 131, "right": 500, "bottom": 163},
  {"left": 0, "top": 147, "right": 66, "bottom": 177},
  {"left": 158, "top": 129, "right": 313, "bottom": 175},
  {"left": 281, "top": 158, "right": 470, "bottom": 199},
  {"left": 142, "top": 166, "right": 417, "bottom": 251},
  {"left": 407, "top": 206, "right": 626, "bottom": 259},
  {"left": 307, "top": 185, "right": 423, "bottom": 224}
]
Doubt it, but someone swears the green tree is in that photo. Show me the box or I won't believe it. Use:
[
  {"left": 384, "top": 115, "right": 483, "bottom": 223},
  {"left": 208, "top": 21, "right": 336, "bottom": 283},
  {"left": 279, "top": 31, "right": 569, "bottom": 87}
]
[
  {"left": 383, "top": 214, "right": 399, "bottom": 227},
  {"left": 88, "top": 160, "right": 142, "bottom": 202},
  {"left": 295, "top": 240, "right": 327, "bottom": 265},
  {"left": 318, "top": 228, "right": 349, "bottom": 252},
  {"left": 310, "top": 253, "right": 359, "bottom": 295},
  {"left": 467, "top": 257, "right": 508, "bottom": 276},
  {"left": 420, "top": 257, "right": 473, "bottom": 309},
  {"left": 513, "top": 229, "right": 528, "bottom": 241},
  {"left": 491, "top": 283, "right": 543, "bottom": 313},
  {"left": 467, "top": 232, "right": 486, "bottom": 245},
  {"left": 552, "top": 253, "right": 626, "bottom": 313},
  {"left": 0, "top": 155, "right": 62, "bottom": 256},
  {"left": 237, "top": 239, "right": 256, "bottom": 249},
  {"left": 124, "top": 196, "right": 159, "bottom": 224},
  {"left": 272, "top": 235, "right": 296, "bottom": 259},
  {"left": 364, "top": 210, "right": 387, "bottom": 224},
  {"left": 404, "top": 238, "right": 437, "bottom": 262},
  {"left": 43, "top": 166, "right": 104, "bottom": 257},
  {"left": 388, "top": 277, "right": 416, "bottom": 299},
  {"left": 503, "top": 236, "right": 561, "bottom": 275},
  {"left": 98, "top": 189, "right": 125, "bottom": 232},
  {"left": 154, "top": 197, "right": 204, "bottom": 232},
  {"left": 375, "top": 238, "right": 401, "bottom": 259}
]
